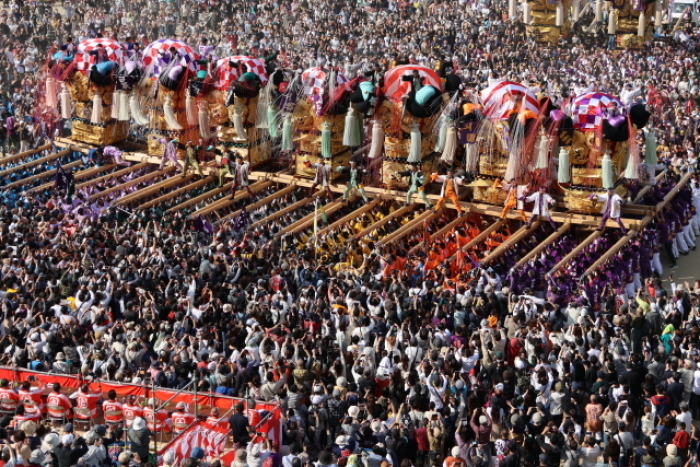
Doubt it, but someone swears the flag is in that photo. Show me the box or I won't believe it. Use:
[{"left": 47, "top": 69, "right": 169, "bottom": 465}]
[{"left": 232, "top": 208, "right": 248, "bottom": 232}]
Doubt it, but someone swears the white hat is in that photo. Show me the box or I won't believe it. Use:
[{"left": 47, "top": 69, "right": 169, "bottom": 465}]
[
  {"left": 132, "top": 417, "right": 146, "bottom": 430},
  {"left": 371, "top": 420, "right": 382, "bottom": 433},
  {"left": 336, "top": 435, "right": 349, "bottom": 446},
  {"left": 41, "top": 433, "right": 60, "bottom": 452},
  {"left": 311, "top": 395, "right": 323, "bottom": 405},
  {"left": 61, "top": 434, "right": 74, "bottom": 445},
  {"left": 348, "top": 406, "right": 360, "bottom": 418},
  {"left": 451, "top": 447, "right": 461, "bottom": 457},
  {"left": 163, "top": 452, "right": 176, "bottom": 465}
]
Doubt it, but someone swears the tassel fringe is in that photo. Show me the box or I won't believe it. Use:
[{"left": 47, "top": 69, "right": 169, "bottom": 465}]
[
  {"left": 186, "top": 94, "right": 198, "bottom": 126},
  {"left": 367, "top": 121, "right": 384, "bottom": 159},
  {"left": 129, "top": 95, "right": 149, "bottom": 125},
  {"left": 342, "top": 107, "right": 360, "bottom": 147},
  {"left": 46, "top": 78, "right": 58, "bottom": 108},
  {"left": 198, "top": 104, "right": 211, "bottom": 139},
  {"left": 602, "top": 152, "right": 613, "bottom": 188},
  {"left": 558, "top": 147, "right": 570, "bottom": 183},
  {"left": 408, "top": 122, "right": 421, "bottom": 163},
  {"left": 233, "top": 104, "right": 247, "bottom": 141},
  {"left": 91, "top": 93, "right": 103, "bottom": 124},
  {"left": 118, "top": 92, "right": 129, "bottom": 121},
  {"left": 321, "top": 122, "right": 332, "bottom": 159},
  {"left": 60, "top": 89, "right": 72, "bottom": 119},
  {"left": 281, "top": 115, "right": 294, "bottom": 151},
  {"left": 440, "top": 123, "right": 456, "bottom": 164},
  {"left": 111, "top": 91, "right": 121, "bottom": 120}
]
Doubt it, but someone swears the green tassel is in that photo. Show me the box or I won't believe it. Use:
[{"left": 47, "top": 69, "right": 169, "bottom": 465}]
[
  {"left": 624, "top": 150, "right": 638, "bottom": 179},
  {"left": 267, "top": 104, "right": 279, "bottom": 138},
  {"left": 282, "top": 116, "right": 294, "bottom": 151},
  {"left": 321, "top": 122, "right": 332, "bottom": 159},
  {"left": 342, "top": 108, "right": 360, "bottom": 147}
]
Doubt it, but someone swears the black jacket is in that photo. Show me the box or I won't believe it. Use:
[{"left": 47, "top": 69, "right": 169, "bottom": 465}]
[{"left": 53, "top": 440, "right": 88, "bottom": 467}]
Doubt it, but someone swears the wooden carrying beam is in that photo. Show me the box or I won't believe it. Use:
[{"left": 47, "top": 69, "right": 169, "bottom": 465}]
[
  {"left": 481, "top": 222, "right": 541, "bottom": 266},
  {"left": 115, "top": 174, "right": 196, "bottom": 206},
  {"left": 655, "top": 172, "right": 692, "bottom": 212},
  {"left": 4, "top": 160, "right": 83, "bottom": 190},
  {"left": 634, "top": 172, "right": 665, "bottom": 202},
  {"left": 582, "top": 228, "right": 641, "bottom": 276},
  {"left": 516, "top": 222, "right": 572, "bottom": 267},
  {"left": 217, "top": 185, "right": 297, "bottom": 225},
  {"left": 0, "top": 147, "right": 68, "bottom": 177},
  {"left": 87, "top": 166, "right": 173, "bottom": 201},
  {"left": 318, "top": 198, "right": 383, "bottom": 237},
  {"left": 167, "top": 183, "right": 233, "bottom": 213},
  {"left": 409, "top": 212, "right": 472, "bottom": 254},
  {"left": 549, "top": 229, "right": 602, "bottom": 275},
  {"left": 189, "top": 181, "right": 272, "bottom": 218},
  {"left": 28, "top": 164, "right": 118, "bottom": 193},
  {"left": 250, "top": 190, "right": 325, "bottom": 230},
  {"left": 447, "top": 220, "right": 505, "bottom": 261},
  {"left": 138, "top": 176, "right": 216, "bottom": 210},
  {"left": 379, "top": 209, "right": 441, "bottom": 246},
  {"left": 354, "top": 204, "right": 416, "bottom": 239},
  {"left": 75, "top": 162, "right": 149, "bottom": 190},
  {"left": 281, "top": 198, "right": 345, "bottom": 235},
  {"left": 0, "top": 144, "right": 51, "bottom": 164}
]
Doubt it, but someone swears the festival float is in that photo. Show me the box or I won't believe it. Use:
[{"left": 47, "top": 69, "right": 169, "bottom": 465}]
[
  {"left": 51, "top": 38, "right": 130, "bottom": 146},
  {"left": 213, "top": 56, "right": 272, "bottom": 167},
  {"left": 133, "top": 38, "right": 200, "bottom": 158},
  {"left": 597, "top": 0, "right": 656, "bottom": 49},
  {"left": 375, "top": 65, "right": 445, "bottom": 189},
  {"left": 519, "top": 0, "right": 573, "bottom": 43},
  {"left": 292, "top": 66, "right": 355, "bottom": 181}
]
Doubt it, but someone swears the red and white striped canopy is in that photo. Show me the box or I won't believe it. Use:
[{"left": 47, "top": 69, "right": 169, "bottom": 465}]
[
  {"left": 480, "top": 80, "right": 539, "bottom": 120},
  {"left": 75, "top": 38, "right": 126, "bottom": 72},
  {"left": 301, "top": 67, "right": 349, "bottom": 97},
  {"left": 382, "top": 65, "right": 442, "bottom": 102},
  {"left": 215, "top": 56, "right": 269, "bottom": 88},
  {"left": 142, "top": 39, "right": 199, "bottom": 78}
]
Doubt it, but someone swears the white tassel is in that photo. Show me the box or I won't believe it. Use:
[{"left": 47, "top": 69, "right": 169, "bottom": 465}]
[
  {"left": 638, "top": 11, "right": 646, "bottom": 37},
  {"left": 342, "top": 107, "right": 360, "bottom": 147},
  {"left": 608, "top": 10, "right": 617, "bottom": 35},
  {"left": 536, "top": 131, "right": 549, "bottom": 169},
  {"left": 505, "top": 151, "right": 518, "bottom": 182},
  {"left": 440, "top": 125, "right": 457, "bottom": 164},
  {"left": 233, "top": 103, "right": 247, "bottom": 141},
  {"left": 186, "top": 94, "right": 198, "bottom": 126},
  {"left": 524, "top": 3, "right": 532, "bottom": 23},
  {"left": 367, "top": 121, "right": 384, "bottom": 159},
  {"left": 329, "top": 69, "right": 336, "bottom": 97},
  {"left": 46, "top": 78, "right": 57, "bottom": 108},
  {"left": 624, "top": 150, "right": 638, "bottom": 179},
  {"left": 465, "top": 143, "right": 479, "bottom": 172},
  {"left": 60, "top": 89, "right": 72, "bottom": 119},
  {"left": 556, "top": 2, "right": 564, "bottom": 26},
  {"left": 655, "top": 0, "right": 663, "bottom": 32},
  {"left": 573, "top": 0, "right": 581, "bottom": 20},
  {"left": 596, "top": 0, "right": 603, "bottom": 22},
  {"left": 129, "top": 95, "right": 149, "bottom": 125},
  {"left": 558, "top": 147, "right": 570, "bottom": 183},
  {"left": 199, "top": 104, "right": 211, "bottom": 139},
  {"left": 111, "top": 91, "right": 121, "bottom": 120},
  {"left": 91, "top": 93, "right": 103, "bottom": 124},
  {"left": 164, "top": 95, "right": 184, "bottom": 130},
  {"left": 435, "top": 115, "right": 447, "bottom": 152},
  {"left": 508, "top": 0, "right": 516, "bottom": 20},
  {"left": 602, "top": 151, "right": 613, "bottom": 189},
  {"left": 408, "top": 122, "right": 421, "bottom": 163},
  {"left": 645, "top": 129, "right": 657, "bottom": 165},
  {"left": 118, "top": 92, "right": 129, "bottom": 121}
]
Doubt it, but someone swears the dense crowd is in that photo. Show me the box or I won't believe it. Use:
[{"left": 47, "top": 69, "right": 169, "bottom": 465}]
[{"left": 1, "top": 1, "right": 700, "bottom": 467}]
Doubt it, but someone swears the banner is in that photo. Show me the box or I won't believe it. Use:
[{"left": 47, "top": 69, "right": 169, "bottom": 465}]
[
  {"left": 0, "top": 367, "right": 281, "bottom": 442},
  {"left": 158, "top": 422, "right": 228, "bottom": 464}
]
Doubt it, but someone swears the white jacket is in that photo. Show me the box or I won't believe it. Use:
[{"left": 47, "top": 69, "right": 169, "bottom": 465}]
[
  {"left": 524, "top": 192, "right": 555, "bottom": 216},
  {"left": 595, "top": 193, "right": 624, "bottom": 218},
  {"left": 433, "top": 174, "right": 465, "bottom": 197},
  {"left": 311, "top": 163, "right": 332, "bottom": 186}
]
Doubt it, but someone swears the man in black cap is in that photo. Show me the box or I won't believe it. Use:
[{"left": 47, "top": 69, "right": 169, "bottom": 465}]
[{"left": 394, "top": 163, "right": 431, "bottom": 209}]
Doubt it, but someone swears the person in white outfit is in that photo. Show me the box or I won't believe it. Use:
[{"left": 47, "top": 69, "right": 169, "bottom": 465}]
[
  {"left": 521, "top": 186, "right": 557, "bottom": 229},
  {"left": 589, "top": 187, "right": 627, "bottom": 234}
]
